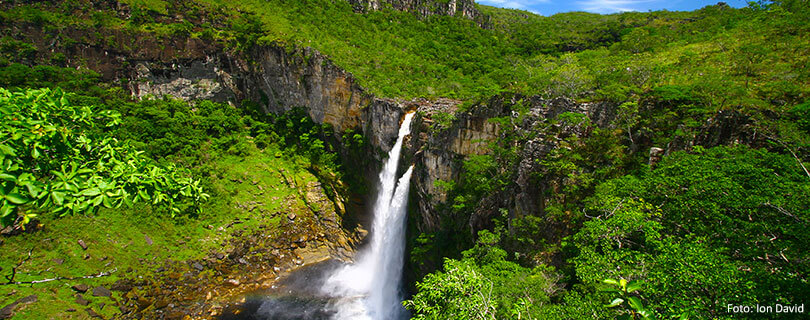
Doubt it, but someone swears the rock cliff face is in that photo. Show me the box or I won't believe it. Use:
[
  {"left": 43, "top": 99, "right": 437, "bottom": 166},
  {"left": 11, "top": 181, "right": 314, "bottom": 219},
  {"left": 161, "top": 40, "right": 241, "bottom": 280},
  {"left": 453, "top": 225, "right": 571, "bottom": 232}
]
[
  {"left": 403, "top": 93, "right": 761, "bottom": 239},
  {"left": 129, "top": 44, "right": 405, "bottom": 155},
  {"left": 51, "top": 25, "right": 759, "bottom": 248},
  {"left": 346, "top": 0, "right": 487, "bottom": 25},
  {"left": 404, "top": 95, "right": 617, "bottom": 233},
  {"left": 129, "top": 41, "right": 619, "bottom": 235}
]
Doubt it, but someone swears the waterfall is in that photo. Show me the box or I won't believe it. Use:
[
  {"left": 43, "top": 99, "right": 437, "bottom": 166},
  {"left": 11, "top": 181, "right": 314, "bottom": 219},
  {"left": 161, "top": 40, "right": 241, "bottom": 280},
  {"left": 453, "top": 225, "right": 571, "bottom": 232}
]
[{"left": 322, "top": 112, "right": 415, "bottom": 320}]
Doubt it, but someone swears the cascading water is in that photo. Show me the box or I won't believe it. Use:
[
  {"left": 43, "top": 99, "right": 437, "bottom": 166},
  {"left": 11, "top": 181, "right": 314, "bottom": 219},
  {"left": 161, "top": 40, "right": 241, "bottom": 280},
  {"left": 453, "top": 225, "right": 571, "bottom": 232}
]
[{"left": 321, "top": 112, "right": 416, "bottom": 320}]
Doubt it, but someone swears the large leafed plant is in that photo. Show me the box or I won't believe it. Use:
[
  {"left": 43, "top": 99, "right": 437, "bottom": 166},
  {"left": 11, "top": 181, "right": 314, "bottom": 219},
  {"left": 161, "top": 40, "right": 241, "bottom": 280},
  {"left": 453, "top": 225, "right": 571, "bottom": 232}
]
[{"left": 0, "top": 87, "right": 208, "bottom": 229}]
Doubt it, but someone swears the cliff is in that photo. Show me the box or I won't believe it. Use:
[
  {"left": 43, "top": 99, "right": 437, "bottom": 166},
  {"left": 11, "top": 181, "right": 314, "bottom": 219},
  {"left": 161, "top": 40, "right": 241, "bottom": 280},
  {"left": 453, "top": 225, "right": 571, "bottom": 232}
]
[
  {"left": 129, "top": 44, "right": 405, "bottom": 156},
  {"left": 346, "top": 0, "right": 487, "bottom": 24},
  {"left": 122, "top": 38, "right": 761, "bottom": 248},
  {"left": 405, "top": 95, "right": 616, "bottom": 232}
]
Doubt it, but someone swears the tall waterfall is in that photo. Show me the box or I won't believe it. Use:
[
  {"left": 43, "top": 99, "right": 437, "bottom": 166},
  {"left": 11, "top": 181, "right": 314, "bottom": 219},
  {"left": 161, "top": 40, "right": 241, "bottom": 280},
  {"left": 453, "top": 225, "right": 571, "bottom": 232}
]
[{"left": 322, "top": 112, "right": 415, "bottom": 320}]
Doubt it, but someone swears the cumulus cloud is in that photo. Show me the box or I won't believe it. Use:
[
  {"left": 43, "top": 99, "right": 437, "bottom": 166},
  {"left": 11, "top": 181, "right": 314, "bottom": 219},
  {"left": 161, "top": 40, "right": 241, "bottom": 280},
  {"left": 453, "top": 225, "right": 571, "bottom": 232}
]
[{"left": 576, "top": 0, "right": 659, "bottom": 13}]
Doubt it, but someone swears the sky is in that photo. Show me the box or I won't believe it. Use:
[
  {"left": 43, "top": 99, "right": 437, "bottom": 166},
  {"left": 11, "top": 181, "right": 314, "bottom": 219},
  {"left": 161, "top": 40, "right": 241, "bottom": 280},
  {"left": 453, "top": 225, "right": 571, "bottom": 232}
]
[{"left": 476, "top": 0, "right": 750, "bottom": 15}]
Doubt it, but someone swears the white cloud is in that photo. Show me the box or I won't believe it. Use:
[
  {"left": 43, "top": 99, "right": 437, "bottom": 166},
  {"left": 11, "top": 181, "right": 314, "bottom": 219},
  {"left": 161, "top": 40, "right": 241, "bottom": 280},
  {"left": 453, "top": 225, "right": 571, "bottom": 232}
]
[{"left": 576, "top": 0, "right": 658, "bottom": 13}]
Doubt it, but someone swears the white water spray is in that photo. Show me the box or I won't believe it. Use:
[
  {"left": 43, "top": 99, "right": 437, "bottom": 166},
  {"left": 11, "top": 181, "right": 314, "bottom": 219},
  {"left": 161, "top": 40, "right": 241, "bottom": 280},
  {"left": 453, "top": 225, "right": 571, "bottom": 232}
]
[{"left": 322, "top": 112, "right": 415, "bottom": 319}]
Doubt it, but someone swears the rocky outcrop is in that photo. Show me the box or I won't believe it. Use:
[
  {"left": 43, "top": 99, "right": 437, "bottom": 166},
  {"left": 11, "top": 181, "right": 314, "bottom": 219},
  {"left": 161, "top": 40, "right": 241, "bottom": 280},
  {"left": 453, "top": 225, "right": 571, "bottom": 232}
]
[
  {"left": 405, "top": 95, "right": 616, "bottom": 232},
  {"left": 404, "top": 93, "right": 765, "bottom": 239},
  {"left": 132, "top": 57, "right": 232, "bottom": 102},
  {"left": 346, "top": 0, "right": 488, "bottom": 26},
  {"left": 129, "top": 43, "right": 406, "bottom": 155}
]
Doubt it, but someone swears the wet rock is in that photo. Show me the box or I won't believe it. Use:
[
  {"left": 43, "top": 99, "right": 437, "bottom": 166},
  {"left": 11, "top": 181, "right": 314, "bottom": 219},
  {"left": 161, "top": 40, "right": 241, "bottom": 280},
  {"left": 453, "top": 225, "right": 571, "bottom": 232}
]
[
  {"left": 215, "top": 253, "right": 225, "bottom": 260},
  {"left": 75, "top": 294, "right": 90, "bottom": 306},
  {"left": 357, "top": 228, "right": 369, "bottom": 239},
  {"left": 224, "top": 279, "right": 240, "bottom": 286},
  {"left": 0, "top": 295, "right": 37, "bottom": 319},
  {"left": 92, "top": 286, "right": 112, "bottom": 297},
  {"left": 72, "top": 284, "right": 89, "bottom": 293},
  {"left": 77, "top": 239, "right": 88, "bottom": 250},
  {"left": 144, "top": 235, "right": 153, "bottom": 245},
  {"left": 287, "top": 212, "right": 296, "bottom": 220}
]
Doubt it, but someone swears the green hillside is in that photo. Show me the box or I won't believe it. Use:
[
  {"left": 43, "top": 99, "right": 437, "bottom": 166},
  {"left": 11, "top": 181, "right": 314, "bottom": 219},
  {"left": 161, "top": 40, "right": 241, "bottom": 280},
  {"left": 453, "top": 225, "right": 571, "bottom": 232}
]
[{"left": 0, "top": 0, "right": 808, "bottom": 318}]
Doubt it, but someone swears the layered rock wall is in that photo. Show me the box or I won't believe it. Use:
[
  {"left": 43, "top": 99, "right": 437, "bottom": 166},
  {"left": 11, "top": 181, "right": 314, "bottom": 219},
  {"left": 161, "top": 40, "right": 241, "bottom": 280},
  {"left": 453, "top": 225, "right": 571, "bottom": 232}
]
[
  {"left": 346, "top": 0, "right": 487, "bottom": 25},
  {"left": 129, "top": 44, "right": 404, "bottom": 154},
  {"left": 405, "top": 95, "right": 617, "bottom": 232}
]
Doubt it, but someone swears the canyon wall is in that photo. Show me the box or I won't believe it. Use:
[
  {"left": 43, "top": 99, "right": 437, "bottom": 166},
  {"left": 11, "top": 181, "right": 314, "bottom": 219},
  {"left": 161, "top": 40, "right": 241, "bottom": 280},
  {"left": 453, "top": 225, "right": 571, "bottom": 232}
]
[
  {"left": 129, "top": 44, "right": 404, "bottom": 155},
  {"left": 346, "top": 0, "right": 485, "bottom": 23},
  {"left": 11, "top": 7, "right": 758, "bottom": 250},
  {"left": 405, "top": 95, "right": 617, "bottom": 233},
  {"left": 122, "top": 42, "right": 626, "bottom": 236}
]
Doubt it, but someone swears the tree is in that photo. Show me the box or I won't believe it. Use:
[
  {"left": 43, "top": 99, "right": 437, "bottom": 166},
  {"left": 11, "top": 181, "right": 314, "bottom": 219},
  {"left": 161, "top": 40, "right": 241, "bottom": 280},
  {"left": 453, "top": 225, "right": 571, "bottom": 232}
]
[
  {"left": 574, "top": 146, "right": 809, "bottom": 317},
  {"left": 405, "top": 230, "right": 559, "bottom": 320}
]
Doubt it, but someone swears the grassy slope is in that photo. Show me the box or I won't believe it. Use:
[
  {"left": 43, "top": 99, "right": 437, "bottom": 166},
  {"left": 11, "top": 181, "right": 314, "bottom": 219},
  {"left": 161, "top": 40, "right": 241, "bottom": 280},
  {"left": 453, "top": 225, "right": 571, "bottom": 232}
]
[
  {"left": 2, "top": 0, "right": 807, "bottom": 107},
  {"left": 189, "top": 0, "right": 808, "bottom": 107},
  {"left": 0, "top": 135, "right": 331, "bottom": 318}
]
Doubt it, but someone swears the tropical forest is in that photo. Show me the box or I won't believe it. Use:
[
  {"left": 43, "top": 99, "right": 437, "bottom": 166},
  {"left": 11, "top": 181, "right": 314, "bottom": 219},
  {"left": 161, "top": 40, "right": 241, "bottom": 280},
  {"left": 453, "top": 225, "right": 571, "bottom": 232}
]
[{"left": 0, "top": 0, "right": 807, "bottom": 319}]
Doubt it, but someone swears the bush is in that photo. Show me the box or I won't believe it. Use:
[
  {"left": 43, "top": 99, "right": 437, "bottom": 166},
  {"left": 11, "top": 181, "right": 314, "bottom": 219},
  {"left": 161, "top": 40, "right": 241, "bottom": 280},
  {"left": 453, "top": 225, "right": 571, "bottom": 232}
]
[
  {"left": 0, "top": 88, "right": 207, "bottom": 228},
  {"left": 405, "top": 230, "right": 559, "bottom": 320}
]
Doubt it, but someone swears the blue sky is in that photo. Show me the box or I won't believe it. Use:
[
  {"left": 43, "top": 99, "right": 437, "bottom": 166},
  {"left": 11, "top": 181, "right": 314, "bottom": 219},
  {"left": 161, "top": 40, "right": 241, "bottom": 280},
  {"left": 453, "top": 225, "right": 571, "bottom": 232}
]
[{"left": 476, "top": 0, "right": 750, "bottom": 15}]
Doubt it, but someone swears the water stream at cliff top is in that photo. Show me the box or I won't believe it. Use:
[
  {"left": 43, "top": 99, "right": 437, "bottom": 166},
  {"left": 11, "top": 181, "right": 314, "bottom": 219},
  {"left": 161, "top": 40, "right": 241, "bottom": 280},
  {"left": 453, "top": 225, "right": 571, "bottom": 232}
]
[{"left": 320, "top": 112, "right": 415, "bottom": 319}]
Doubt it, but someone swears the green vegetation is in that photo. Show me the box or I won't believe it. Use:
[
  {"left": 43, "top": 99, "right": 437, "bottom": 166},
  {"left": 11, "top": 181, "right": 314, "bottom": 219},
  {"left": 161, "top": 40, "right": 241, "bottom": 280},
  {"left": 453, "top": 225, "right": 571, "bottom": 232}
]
[
  {"left": 192, "top": 0, "right": 809, "bottom": 105},
  {"left": 0, "top": 87, "right": 354, "bottom": 317},
  {"left": 574, "top": 146, "right": 810, "bottom": 318},
  {"left": 2, "top": 0, "right": 805, "bottom": 103},
  {"left": 1, "top": 0, "right": 809, "bottom": 318},
  {"left": 411, "top": 145, "right": 809, "bottom": 319},
  {"left": 0, "top": 88, "right": 207, "bottom": 229},
  {"left": 399, "top": 3, "right": 810, "bottom": 318},
  {"left": 601, "top": 278, "right": 653, "bottom": 319},
  {"left": 405, "top": 230, "right": 557, "bottom": 320}
]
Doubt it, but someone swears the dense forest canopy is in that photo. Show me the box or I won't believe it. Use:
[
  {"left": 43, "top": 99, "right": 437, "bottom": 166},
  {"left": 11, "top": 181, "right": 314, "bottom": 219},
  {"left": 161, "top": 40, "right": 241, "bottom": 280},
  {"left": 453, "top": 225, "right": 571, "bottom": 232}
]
[{"left": 0, "top": 0, "right": 808, "bottom": 318}]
